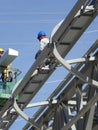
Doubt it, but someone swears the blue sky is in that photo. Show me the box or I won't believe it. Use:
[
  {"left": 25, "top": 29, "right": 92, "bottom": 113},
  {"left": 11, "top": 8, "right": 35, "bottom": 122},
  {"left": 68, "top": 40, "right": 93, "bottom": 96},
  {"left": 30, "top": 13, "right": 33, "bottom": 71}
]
[{"left": 0, "top": 0, "right": 98, "bottom": 130}]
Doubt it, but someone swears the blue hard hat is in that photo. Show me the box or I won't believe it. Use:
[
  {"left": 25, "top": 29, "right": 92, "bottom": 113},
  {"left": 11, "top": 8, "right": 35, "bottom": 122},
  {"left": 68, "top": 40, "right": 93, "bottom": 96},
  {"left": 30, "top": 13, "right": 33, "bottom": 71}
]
[{"left": 37, "top": 31, "right": 46, "bottom": 39}]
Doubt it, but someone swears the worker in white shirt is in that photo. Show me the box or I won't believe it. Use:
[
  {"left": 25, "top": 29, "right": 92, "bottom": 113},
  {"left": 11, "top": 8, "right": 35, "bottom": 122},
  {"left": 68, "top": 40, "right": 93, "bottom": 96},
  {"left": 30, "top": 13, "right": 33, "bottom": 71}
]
[
  {"left": 35, "top": 31, "right": 49, "bottom": 60},
  {"left": 32, "top": 31, "right": 50, "bottom": 76}
]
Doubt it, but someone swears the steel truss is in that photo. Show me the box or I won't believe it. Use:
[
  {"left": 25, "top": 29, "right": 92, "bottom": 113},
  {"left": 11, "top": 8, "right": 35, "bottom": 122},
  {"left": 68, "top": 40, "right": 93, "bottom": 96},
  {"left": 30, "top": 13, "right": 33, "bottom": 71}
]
[
  {"left": 0, "top": 0, "right": 98, "bottom": 130},
  {"left": 23, "top": 39, "right": 98, "bottom": 130}
]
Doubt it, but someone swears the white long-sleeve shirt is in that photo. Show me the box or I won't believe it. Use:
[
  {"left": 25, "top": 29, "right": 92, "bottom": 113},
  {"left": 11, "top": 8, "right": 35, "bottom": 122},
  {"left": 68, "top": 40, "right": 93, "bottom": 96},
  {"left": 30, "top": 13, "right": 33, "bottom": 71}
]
[{"left": 39, "top": 37, "right": 49, "bottom": 51}]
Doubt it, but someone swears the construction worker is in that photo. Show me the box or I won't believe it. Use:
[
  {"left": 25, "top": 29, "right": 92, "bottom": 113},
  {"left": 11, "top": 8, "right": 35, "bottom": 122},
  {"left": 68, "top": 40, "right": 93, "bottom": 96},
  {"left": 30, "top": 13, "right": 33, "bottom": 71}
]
[
  {"left": 34, "top": 31, "right": 51, "bottom": 70},
  {"left": 2, "top": 65, "right": 14, "bottom": 82},
  {"left": 0, "top": 48, "right": 14, "bottom": 82},
  {"left": 35, "top": 31, "right": 49, "bottom": 60},
  {"left": 0, "top": 48, "right": 4, "bottom": 58},
  {"left": 32, "top": 31, "right": 50, "bottom": 76}
]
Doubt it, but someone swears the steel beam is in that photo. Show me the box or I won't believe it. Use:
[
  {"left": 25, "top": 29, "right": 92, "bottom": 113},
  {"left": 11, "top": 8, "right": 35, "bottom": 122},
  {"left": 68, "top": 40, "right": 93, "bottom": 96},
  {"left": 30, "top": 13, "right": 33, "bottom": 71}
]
[
  {"left": 26, "top": 99, "right": 57, "bottom": 109},
  {"left": 53, "top": 43, "right": 98, "bottom": 88},
  {"left": 13, "top": 99, "right": 41, "bottom": 130},
  {"left": 62, "top": 93, "right": 98, "bottom": 130}
]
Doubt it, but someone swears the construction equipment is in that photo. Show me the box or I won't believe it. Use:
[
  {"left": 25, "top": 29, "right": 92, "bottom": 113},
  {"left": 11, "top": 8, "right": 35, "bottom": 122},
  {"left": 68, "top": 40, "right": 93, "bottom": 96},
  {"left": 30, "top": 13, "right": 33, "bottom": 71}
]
[{"left": 0, "top": 48, "right": 21, "bottom": 110}]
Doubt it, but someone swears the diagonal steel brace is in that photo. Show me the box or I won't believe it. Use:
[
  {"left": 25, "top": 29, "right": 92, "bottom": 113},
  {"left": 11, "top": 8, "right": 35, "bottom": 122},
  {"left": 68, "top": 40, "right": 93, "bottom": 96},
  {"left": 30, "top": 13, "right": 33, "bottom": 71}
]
[
  {"left": 13, "top": 99, "right": 41, "bottom": 130},
  {"left": 53, "top": 43, "right": 98, "bottom": 88}
]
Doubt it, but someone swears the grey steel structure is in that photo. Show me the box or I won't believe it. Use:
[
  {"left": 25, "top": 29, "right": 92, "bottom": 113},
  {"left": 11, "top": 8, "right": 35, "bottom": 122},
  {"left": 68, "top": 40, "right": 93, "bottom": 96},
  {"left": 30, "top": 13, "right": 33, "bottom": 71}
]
[{"left": 0, "top": 0, "right": 98, "bottom": 130}]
